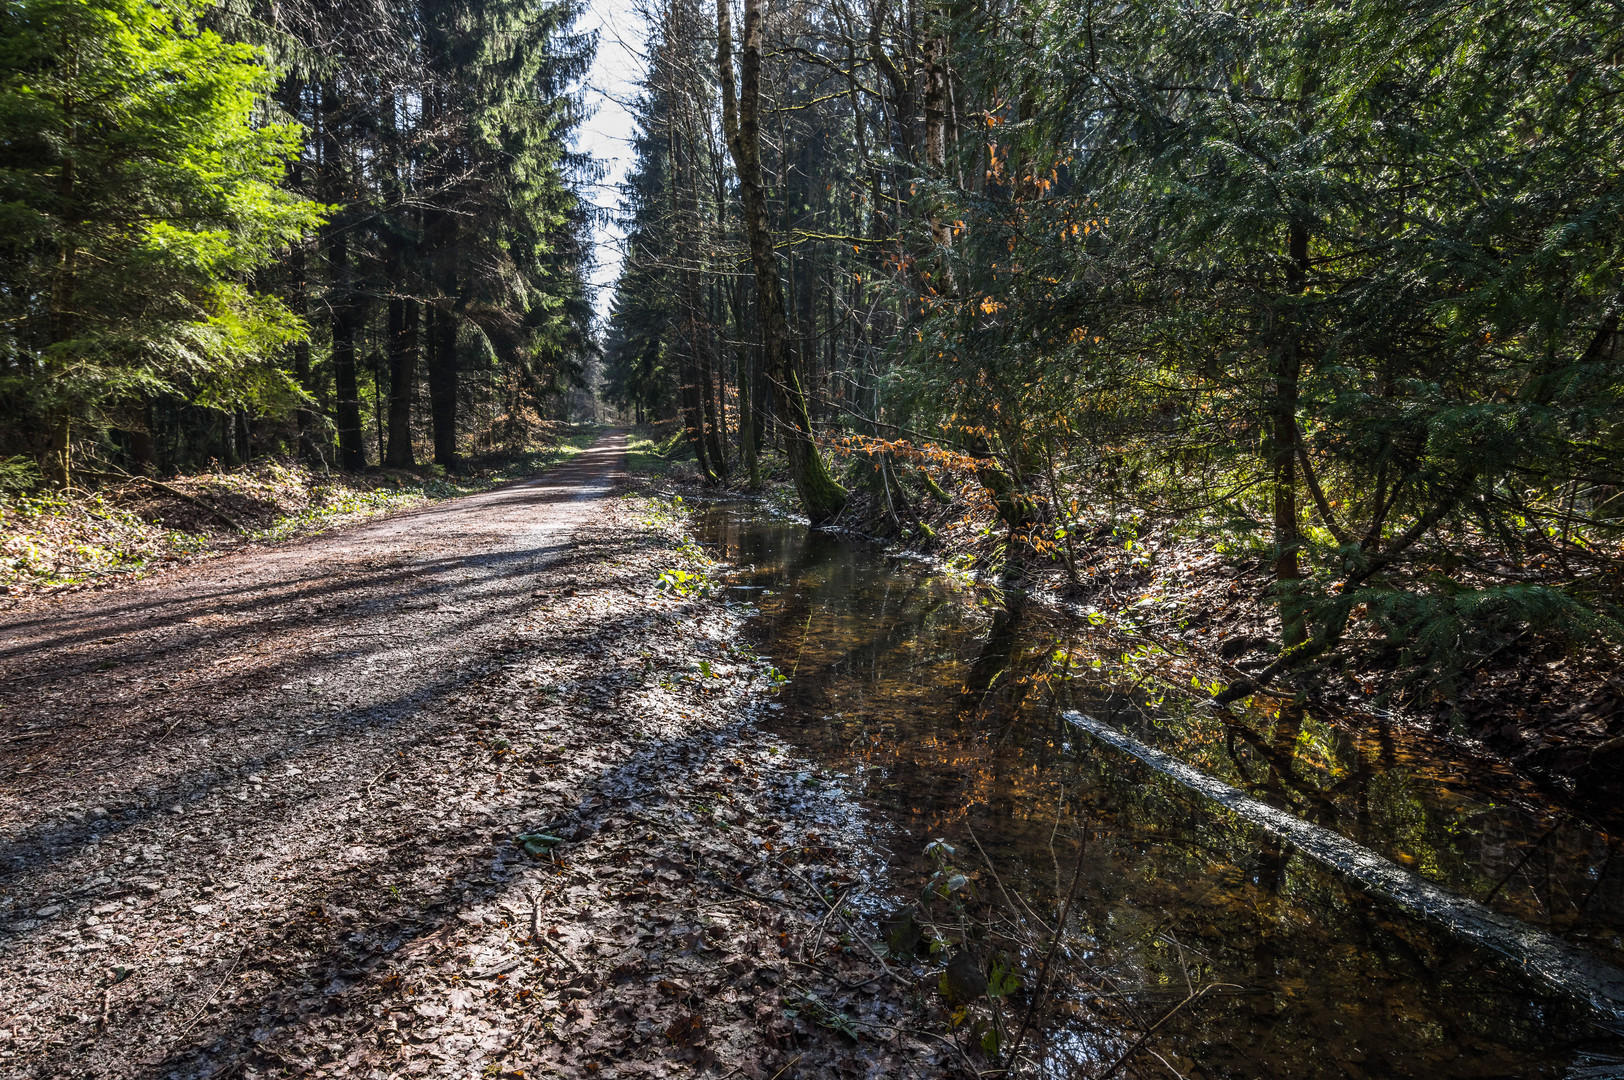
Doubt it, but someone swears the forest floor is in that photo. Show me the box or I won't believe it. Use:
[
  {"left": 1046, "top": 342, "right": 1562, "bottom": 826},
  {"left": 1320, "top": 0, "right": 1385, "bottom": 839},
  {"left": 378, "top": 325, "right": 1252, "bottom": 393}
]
[{"left": 0, "top": 432, "right": 958, "bottom": 1080}]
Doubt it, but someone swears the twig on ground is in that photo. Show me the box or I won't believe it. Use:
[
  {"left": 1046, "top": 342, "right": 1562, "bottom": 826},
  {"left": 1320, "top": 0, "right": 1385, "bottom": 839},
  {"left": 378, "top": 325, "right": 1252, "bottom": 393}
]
[
  {"left": 966, "top": 822, "right": 1053, "bottom": 937},
  {"left": 1094, "top": 983, "right": 1233, "bottom": 1080},
  {"left": 363, "top": 758, "right": 402, "bottom": 794},
  {"left": 775, "top": 861, "right": 906, "bottom": 984},
  {"left": 695, "top": 861, "right": 784, "bottom": 906},
  {"left": 804, "top": 886, "right": 853, "bottom": 963},
  {"left": 79, "top": 469, "right": 247, "bottom": 533},
  {"left": 527, "top": 890, "right": 585, "bottom": 975},
  {"left": 786, "top": 954, "right": 889, "bottom": 987},
  {"left": 1006, "top": 832, "right": 1088, "bottom": 1072},
  {"left": 174, "top": 945, "right": 247, "bottom": 1042}
]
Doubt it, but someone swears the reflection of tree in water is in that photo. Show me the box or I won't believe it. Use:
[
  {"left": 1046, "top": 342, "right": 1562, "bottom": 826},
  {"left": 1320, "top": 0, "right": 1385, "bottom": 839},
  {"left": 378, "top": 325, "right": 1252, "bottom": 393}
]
[
  {"left": 1223, "top": 702, "right": 1344, "bottom": 831},
  {"left": 1048, "top": 750, "right": 1601, "bottom": 1076},
  {"left": 721, "top": 522, "right": 951, "bottom": 691},
  {"left": 1214, "top": 700, "right": 1598, "bottom": 941},
  {"left": 692, "top": 509, "right": 1615, "bottom": 1077},
  {"left": 955, "top": 600, "right": 1028, "bottom": 725}
]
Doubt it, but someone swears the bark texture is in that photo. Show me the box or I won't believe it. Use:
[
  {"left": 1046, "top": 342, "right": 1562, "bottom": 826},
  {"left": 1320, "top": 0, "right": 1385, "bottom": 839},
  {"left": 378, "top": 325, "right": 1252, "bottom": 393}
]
[{"left": 717, "top": 0, "right": 847, "bottom": 523}]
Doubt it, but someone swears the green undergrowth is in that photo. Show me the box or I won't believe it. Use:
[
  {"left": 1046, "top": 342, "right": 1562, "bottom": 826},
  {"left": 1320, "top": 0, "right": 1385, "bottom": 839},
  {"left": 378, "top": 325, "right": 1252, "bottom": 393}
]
[
  {"left": 625, "top": 422, "right": 688, "bottom": 478},
  {"left": 0, "top": 425, "right": 603, "bottom": 598}
]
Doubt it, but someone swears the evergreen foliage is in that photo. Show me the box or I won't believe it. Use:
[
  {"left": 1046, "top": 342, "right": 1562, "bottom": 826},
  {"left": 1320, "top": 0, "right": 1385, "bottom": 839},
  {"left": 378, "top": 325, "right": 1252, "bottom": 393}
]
[
  {"left": 604, "top": 0, "right": 1624, "bottom": 701},
  {"left": 0, "top": 0, "right": 597, "bottom": 480},
  {"left": 0, "top": 0, "right": 321, "bottom": 485},
  {"left": 600, "top": 38, "right": 680, "bottom": 426}
]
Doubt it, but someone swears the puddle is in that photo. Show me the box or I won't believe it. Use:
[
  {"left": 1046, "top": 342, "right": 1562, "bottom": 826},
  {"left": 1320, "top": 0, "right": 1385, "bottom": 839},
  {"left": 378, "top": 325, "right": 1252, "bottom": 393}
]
[{"left": 693, "top": 499, "right": 1624, "bottom": 1078}]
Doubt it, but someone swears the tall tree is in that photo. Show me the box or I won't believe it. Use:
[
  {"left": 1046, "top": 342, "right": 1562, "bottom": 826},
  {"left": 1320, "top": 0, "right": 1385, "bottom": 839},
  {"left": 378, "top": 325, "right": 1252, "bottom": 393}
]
[
  {"left": 0, "top": 0, "right": 320, "bottom": 486},
  {"left": 716, "top": 0, "right": 846, "bottom": 522}
]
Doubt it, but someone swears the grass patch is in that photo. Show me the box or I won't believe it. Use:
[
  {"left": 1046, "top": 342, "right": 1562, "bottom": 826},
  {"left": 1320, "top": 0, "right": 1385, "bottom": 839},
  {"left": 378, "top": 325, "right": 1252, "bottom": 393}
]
[{"left": 626, "top": 421, "right": 688, "bottom": 478}]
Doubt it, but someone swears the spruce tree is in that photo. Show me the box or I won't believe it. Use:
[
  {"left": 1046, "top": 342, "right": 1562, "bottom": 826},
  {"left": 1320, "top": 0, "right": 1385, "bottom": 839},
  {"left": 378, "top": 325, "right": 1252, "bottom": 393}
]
[{"left": 0, "top": 0, "right": 320, "bottom": 485}]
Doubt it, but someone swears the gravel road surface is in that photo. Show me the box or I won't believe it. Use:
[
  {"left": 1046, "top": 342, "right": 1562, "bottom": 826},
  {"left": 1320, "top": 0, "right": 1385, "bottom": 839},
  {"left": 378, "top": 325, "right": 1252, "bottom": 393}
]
[{"left": 0, "top": 433, "right": 947, "bottom": 1079}]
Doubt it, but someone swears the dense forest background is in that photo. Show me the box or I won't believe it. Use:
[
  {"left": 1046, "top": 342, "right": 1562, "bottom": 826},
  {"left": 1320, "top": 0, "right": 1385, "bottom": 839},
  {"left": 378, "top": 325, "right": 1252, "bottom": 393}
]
[
  {"left": 0, "top": 0, "right": 597, "bottom": 484},
  {"left": 3, "top": 0, "right": 1623, "bottom": 719},
  {"left": 603, "top": 0, "right": 1624, "bottom": 717}
]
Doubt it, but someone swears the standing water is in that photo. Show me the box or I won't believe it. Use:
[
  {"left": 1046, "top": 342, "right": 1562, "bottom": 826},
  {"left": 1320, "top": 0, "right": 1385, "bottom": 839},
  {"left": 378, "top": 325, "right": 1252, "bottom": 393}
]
[{"left": 693, "top": 499, "right": 1624, "bottom": 1078}]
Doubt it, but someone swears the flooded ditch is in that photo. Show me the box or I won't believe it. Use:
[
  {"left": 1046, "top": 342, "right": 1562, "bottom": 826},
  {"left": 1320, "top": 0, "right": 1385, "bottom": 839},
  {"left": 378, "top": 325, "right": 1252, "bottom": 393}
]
[{"left": 692, "top": 498, "right": 1624, "bottom": 1078}]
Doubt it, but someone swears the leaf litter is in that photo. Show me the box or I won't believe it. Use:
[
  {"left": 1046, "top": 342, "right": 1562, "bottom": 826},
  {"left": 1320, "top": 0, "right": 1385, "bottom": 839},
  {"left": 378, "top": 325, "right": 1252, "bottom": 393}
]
[{"left": 0, "top": 438, "right": 958, "bottom": 1079}]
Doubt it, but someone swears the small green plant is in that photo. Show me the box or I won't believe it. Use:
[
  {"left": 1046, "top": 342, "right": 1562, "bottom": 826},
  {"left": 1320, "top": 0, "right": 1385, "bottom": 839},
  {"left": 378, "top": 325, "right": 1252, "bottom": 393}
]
[
  {"left": 924, "top": 839, "right": 974, "bottom": 901},
  {"left": 986, "top": 954, "right": 1021, "bottom": 998},
  {"left": 655, "top": 567, "right": 711, "bottom": 597},
  {"left": 783, "top": 992, "right": 861, "bottom": 1041},
  {"left": 0, "top": 457, "right": 41, "bottom": 495},
  {"left": 516, "top": 832, "right": 564, "bottom": 857}
]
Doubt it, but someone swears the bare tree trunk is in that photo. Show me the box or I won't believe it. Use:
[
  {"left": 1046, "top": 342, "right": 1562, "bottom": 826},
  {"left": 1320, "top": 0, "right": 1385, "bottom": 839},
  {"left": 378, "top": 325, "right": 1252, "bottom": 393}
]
[
  {"left": 1271, "top": 220, "right": 1310, "bottom": 648},
  {"left": 284, "top": 233, "right": 317, "bottom": 462},
  {"left": 680, "top": 337, "right": 715, "bottom": 482},
  {"left": 427, "top": 298, "right": 459, "bottom": 470},
  {"left": 383, "top": 85, "right": 417, "bottom": 470},
  {"left": 322, "top": 81, "right": 363, "bottom": 472},
  {"left": 386, "top": 294, "right": 418, "bottom": 467},
  {"left": 735, "top": 277, "right": 761, "bottom": 487},
  {"left": 47, "top": 417, "right": 71, "bottom": 489},
  {"left": 699, "top": 305, "right": 729, "bottom": 478},
  {"left": 129, "top": 400, "right": 156, "bottom": 474},
  {"left": 717, "top": 0, "right": 846, "bottom": 523},
  {"left": 46, "top": 67, "right": 78, "bottom": 489},
  {"left": 922, "top": 32, "right": 956, "bottom": 291},
  {"left": 330, "top": 222, "right": 363, "bottom": 471}
]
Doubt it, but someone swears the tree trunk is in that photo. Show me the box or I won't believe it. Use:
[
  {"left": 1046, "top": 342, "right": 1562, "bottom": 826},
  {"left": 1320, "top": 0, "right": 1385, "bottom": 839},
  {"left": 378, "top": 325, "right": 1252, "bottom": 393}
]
[
  {"left": 322, "top": 81, "right": 363, "bottom": 472},
  {"left": 699, "top": 314, "right": 728, "bottom": 478},
  {"left": 47, "top": 417, "right": 71, "bottom": 489},
  {"left": 733, "top": 275, "right": 761, "bottom": 487},
  {"left": 716, "top": 0, "right": 847, "bottom": 522},
  {"left": 129, "top": 400, "right": 156, "bottom": 474},
  {"left": 46, "top": 86, "right": 78, "bottom": 489},
  {"left": 383, "top": 80, "right": 417, "bottom": 471},
  {"left": 292, "top": 332, "right": 314, "bottom": 463},
  {"left": 277, "top": 75, "right": 318, "bottom": 465},
  {"left": 428, "top": 300, "right": 459, "bottom": 470},
  {"left": 1271, "top": 220, "right": 1310, "bottom": 648},
  {"left": 678, "top": 332, "right": 715, "bottom": 481},
  {"left": 284, "top": 237, "right": 317, "bottom": 463},
  {"left": 664, "top": 59, "right": 717, "bottom": 484},
  {"left": 705, "top": 282, "right": 730, "bottom": 476},
  {"left": 331, "top": 233, "right": 363, "bottom": 471},
  {"left": 386, "top": 295, "right": 418, "bottom": 467}
]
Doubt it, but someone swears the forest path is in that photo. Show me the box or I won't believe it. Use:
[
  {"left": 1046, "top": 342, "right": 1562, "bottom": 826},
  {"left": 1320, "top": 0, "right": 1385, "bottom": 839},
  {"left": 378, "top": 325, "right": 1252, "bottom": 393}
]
[
  {"left": 0, "top": 430, "right": 928, "bottom": 1079},
  {"left": 0, "top": 430, "right": 628, "bottom": 834}
]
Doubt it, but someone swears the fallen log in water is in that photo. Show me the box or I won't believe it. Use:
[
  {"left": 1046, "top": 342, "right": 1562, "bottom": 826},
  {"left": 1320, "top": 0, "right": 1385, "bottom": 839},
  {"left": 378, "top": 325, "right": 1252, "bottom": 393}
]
[{"left": 1064, "top": 710, "right": 1624, "bottom": 1023}]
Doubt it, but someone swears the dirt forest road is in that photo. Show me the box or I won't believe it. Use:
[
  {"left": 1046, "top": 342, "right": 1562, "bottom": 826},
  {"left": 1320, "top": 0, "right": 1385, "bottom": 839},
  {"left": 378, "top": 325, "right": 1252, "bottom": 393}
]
[{"left": 0, "top": 433, "right": 943, "bottom": 1080}]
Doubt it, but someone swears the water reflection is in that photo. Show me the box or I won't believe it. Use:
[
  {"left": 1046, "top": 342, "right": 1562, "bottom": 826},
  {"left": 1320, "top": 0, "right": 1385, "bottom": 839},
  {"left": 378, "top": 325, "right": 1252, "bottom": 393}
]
[{"left": 693, "top": 501, "right": 1624, "bottom": 1077}]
